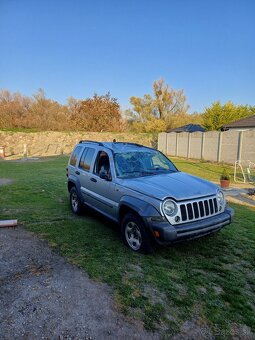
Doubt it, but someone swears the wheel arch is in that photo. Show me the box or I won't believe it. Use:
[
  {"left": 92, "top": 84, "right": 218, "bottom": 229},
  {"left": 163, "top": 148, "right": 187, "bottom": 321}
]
[
  {"left": 67, "top": 176, "right": 83, "bottom": 201},
  {"left": 118, "top": 196, "right": 161, "bottom": 223}
]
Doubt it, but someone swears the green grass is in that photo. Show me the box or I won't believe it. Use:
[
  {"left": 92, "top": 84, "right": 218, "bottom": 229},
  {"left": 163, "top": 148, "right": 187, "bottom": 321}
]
[
  {"left": 0, "top": 127, "right": 40, "bottom": 133},
  {"left": 172, "top": 157, "right": 234, "bottom": 182},
  {"left": 0, "top": 156, "right": 254, "bottom": 338}
]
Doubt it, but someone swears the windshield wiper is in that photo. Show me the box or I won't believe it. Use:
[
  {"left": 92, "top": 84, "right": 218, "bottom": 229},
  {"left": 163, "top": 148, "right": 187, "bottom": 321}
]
[
  {"left": 120, "top": 170, "right": 154, "bottom": 177},
  {"left": 147, "top": 168, "right": 176, "bottom": 173}
]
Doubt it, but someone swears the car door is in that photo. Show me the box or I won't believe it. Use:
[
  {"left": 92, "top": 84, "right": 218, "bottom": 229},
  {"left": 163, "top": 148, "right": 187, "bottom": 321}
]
[
  {"left": 85, "top": 149, "right": 119, "bottom": 221},
  {"left": 78, "top": 146, "right": 97, "bottom": 204}
]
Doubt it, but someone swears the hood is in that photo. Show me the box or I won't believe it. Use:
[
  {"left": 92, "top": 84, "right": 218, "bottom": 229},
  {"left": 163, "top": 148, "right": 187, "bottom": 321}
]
[{"left": 119, "top": 172, "right": 218, "bottom": 201}]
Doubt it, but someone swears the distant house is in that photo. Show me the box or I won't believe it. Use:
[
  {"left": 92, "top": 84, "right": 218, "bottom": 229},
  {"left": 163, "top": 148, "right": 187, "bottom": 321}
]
[
  {"left": 222, "top": 115, "right": 255, "bottom": 131},
  {"left": 167, "top": 124, "right": 206, "bottom": 133}
]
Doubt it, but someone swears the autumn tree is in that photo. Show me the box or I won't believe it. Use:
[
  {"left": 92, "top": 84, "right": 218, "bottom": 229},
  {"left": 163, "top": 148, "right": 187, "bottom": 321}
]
[
  {"left": 73, "top": 93, "right": 123, "bottom": 132},
  {"left": 0, "top": 89, "right": 31, "bottom": 128},
  {"left": 0, "top": 88, "right": 71, "bottom": 130},
  {"left": 26, "top": 89, "right": 70, "bottom": 130},
  {"left": 153, "top": 79, "right": 189, "bottom": 119},
  {"left": 67, "top": 96, "right": 81, "bottom": 116},
  {"left": 202, "top": 101, "right": 255, "bottom": 130},
  {"left": 127, "top": 79, "right": 190, "bottom": 132}
]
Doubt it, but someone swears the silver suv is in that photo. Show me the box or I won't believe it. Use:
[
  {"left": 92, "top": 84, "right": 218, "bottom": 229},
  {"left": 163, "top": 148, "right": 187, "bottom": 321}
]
[{"left": 67, "top": 141, "right": 234, "bottom": 253}]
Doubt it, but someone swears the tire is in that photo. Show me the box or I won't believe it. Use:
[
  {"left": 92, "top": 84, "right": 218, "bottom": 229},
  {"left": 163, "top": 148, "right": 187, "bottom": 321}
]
[
  {"left": 121, "top": 213, "right": 153, "bottom": 254},
  {"left": 70, "top": 186, "right": 83, "bottom": 215}
]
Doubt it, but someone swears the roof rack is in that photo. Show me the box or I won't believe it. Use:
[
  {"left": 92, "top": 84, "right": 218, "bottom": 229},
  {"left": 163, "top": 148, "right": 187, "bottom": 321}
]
[{"left": 79, "top": 140, "right": 104, "bottom": 146}]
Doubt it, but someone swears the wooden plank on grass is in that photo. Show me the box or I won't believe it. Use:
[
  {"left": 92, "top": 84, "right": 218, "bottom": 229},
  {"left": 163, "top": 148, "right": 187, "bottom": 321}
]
[{"left": 0, "top": 220, "right": 18, "bottom": 228}]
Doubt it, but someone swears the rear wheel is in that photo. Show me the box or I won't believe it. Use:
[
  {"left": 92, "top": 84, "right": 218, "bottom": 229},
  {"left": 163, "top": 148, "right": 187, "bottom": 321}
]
[
  {"left": 70, "top": 187, "right": 83, "bottom": 215},
  {"left": 121, "top": 213, "right": 153, "bottom": 254}
]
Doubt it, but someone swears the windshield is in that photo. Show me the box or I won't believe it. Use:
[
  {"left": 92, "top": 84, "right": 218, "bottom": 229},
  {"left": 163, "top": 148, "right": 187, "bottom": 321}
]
[{"left": 114, "top": 150, "right": 178, "bottom": 178}]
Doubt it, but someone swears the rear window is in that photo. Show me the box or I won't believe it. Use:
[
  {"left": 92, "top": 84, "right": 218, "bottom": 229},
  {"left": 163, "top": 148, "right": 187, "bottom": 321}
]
[
  {"left": 79, "top": 147, "right": 95, "bottom": 171},
  {"left": 70, "top": 146, "right": 83, "bottom": 166}
]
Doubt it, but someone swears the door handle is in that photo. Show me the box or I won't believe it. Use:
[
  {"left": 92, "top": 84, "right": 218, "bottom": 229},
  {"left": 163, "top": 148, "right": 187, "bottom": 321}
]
[
  {"left": 75, "top": 171, "right": 80, "bottom": 175},
  {"left": 90, "top": 178, "right": 97, "bottom": 183}
]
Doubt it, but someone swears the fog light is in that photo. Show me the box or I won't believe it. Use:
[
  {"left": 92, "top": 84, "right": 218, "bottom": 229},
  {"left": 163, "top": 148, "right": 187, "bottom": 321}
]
[{"left": 175, "top": 216, "right": 180, "bottom": 222}]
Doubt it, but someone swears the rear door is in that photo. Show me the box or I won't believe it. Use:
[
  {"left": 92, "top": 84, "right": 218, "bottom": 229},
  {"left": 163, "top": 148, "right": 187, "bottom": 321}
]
[
  {"left": 78, "top": 146, "right": 97, "bottom": 203},
  {"left": 84, "top": 148, "right": 118, "bottom": 220}
]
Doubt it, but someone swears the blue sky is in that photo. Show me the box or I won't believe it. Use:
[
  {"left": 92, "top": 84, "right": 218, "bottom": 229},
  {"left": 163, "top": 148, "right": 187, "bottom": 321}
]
[{"left": 0, "top": 0, "right": 254, "bottom": 113}]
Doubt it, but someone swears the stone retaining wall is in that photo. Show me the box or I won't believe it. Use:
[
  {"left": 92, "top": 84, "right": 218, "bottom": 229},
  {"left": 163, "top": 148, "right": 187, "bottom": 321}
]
[{"left": 0, "top": 131, "right": 156, "bottom": 159}]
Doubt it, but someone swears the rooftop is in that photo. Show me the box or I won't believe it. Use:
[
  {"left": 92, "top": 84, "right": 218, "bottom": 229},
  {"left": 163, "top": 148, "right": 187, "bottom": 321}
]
[
  {"left": 79, "top": 140, "right": 153, "bottom": 153},
  {"left": 223, "top": 115, "right": 255, "bottom": 129},
  {"left": 167, "top": 124, "right": 206, "bottom": 133}
]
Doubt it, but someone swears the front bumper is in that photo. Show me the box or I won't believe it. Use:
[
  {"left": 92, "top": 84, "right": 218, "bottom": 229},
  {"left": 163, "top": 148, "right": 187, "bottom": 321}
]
[{"left": 145, "top": 207, "right": 234, "bottom": 245}]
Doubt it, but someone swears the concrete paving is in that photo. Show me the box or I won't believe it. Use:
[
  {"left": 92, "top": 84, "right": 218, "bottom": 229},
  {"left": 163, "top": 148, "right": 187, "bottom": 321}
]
[{"left": 222, "top": 186, "right": 255, "bottom": 207}]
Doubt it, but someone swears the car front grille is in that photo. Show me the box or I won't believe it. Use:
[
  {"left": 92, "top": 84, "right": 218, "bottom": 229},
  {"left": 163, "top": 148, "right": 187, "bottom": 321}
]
[{"left": 179, "top": 197, "right": 219, "bottom": 223}]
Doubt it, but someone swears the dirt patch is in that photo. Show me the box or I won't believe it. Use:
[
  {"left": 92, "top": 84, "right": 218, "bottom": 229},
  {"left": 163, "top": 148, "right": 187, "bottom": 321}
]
[
  {"left": 173, "top": 319, "right": 213, "bottom": 339},
  {"left": 0, "top": 227, "right": 158, "bottom": 339},
  {"left": 0, "top": 178, "right": 13, "bottom": 186}
]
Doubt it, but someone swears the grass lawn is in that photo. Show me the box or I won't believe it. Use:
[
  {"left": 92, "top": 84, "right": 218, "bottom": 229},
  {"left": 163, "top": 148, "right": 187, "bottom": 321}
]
[
  {"left": 172, "top": 157, "right": 234, "bottom": 183},
  {"left": 0, "top": 156, "right": 254, "bottom": 338}
]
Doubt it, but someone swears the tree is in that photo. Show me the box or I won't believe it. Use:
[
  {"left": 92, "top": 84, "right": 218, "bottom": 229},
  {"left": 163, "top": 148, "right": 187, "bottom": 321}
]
[
  {"left": 27, "top": 89, "right": 70, "bottom": 130},
  {"left": 153, "top": 79, "right": 189, "bottom": 119},
  {"left": 73, "top": 92, "right": 123, "bottom": 132},
  {"left": 67, "top": 96, "right": 80, "bottom": 116},
  {"left": 202, "top": 101, "right": 255, "bottom": 131},
  {"left": 0, "top": 89, "right": 31, "bottom": 128},
  {"left": 127, "top": 79, "right": 190, "bottom": 132}
]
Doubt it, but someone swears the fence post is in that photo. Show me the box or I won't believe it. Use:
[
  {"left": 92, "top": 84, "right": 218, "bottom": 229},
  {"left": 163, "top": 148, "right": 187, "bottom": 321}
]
[
  {"left": 165, "top": 133, "right": 168, "bottom": 154},
  {"left": 0, "top": 146, "right": 5, "bottom": 159},
  {"left": 24, "top": 144, "right": 28, "bottom": 158},
  {"left": 201, "top": 132, "right": 205, "bottom": 160},
  {"left": 175, "top": 133, "right": 179, "bottom": 157},
  {"left": 217, "top": 132, "right": 222, "bottom": 163},
  {"left": 187, "top": 133, "right": 191, "bottom": 159},
  {"left": 237, "top": 131, "right": 243, "bottom": 161}
]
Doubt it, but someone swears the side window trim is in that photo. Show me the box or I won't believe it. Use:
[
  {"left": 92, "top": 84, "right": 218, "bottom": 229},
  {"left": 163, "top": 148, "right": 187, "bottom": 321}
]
[
  {"left": 93, "top": 149, "right": 113, "bottom": 179},
  {"left": 78, "top": 147, "right": 88, "bottom": 171},
  {"left": 93, "top": 151, "right": 102, "bottom": 175},
  {"left": 69, "top": 145, "right": 83, "bottom": 167},
  {"left": 79, "top": 147, "right": 96, "bottom": 172}
]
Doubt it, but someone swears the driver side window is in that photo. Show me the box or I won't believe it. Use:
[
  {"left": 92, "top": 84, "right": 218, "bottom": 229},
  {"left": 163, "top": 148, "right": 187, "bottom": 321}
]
[{"left": 94, "top": 151, "right": 111, "bottom": 180}]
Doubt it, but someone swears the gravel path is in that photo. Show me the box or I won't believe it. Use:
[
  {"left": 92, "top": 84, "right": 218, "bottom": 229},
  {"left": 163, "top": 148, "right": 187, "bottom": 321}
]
[{"left": 0, "top": 227, "right": 158, "bottom": 340}]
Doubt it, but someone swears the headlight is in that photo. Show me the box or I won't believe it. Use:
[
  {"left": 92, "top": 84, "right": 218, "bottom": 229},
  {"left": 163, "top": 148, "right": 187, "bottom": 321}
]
[
  {"left": 162, "top": 199, "right": 178, "bottom": 216},
  {"left": 217, "top": 190, "right": 225, "bottom": 205}
]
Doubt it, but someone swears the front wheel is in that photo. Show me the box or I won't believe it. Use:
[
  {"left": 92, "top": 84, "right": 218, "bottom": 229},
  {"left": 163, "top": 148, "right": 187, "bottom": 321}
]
[
  {"left": 121, "top": 213, "right": 153, "bottom": 254},
  {"left": 70, "top": 187, "right": 83, "bottom": 215}
]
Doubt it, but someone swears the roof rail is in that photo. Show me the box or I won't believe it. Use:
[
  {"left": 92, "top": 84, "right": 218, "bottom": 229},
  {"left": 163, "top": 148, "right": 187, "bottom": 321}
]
[
  {"left": 79, "top": 140, "right": 104, "bottom": 146},
  {"left": 113, "top": 142, "right": 144, "bottom": 147}
]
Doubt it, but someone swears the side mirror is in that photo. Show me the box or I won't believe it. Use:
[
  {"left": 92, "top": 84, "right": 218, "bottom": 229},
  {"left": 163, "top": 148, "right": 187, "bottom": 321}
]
[{"left": 99, "top": 170, "right": 111, "bottom": 181}]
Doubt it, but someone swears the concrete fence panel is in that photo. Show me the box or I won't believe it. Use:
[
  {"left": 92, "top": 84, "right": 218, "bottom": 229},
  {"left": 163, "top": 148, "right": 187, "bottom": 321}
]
[
  {"left": 189, "top": 132, "right": 203, "bottom": 159},
  {"left": 166, "top": 133, "right": 177, "bottom": 155},
  {"left": 242, "top": 130, "right": 255, "bottom": 162},
  {"left": 203, "top": 131, "right": 220, "bottom": 162},
  {"left": 221, "top": 130, "right": 239, "bottom": 164},
  {"left": 177, "top": 132, "right": 189, "bottom": 158},
  {"left": 158, "top": 132, "right": 167, "bottom": 153},
  {"left": 158, "top": 129, "right": 255, "bottom": 164}
]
